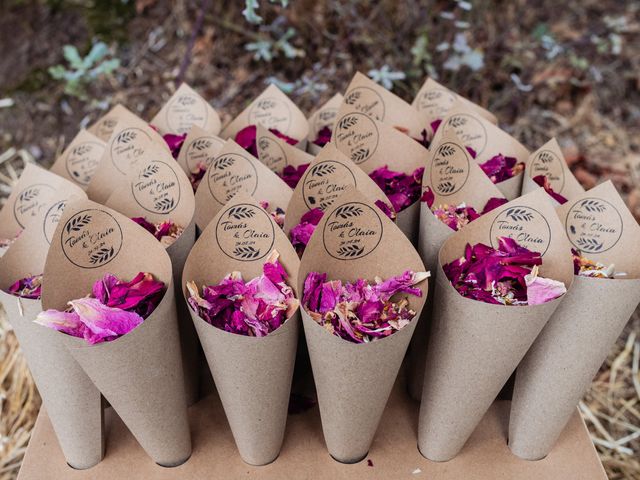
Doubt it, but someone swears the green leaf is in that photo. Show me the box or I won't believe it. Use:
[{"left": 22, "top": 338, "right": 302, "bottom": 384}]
[
  {"left": 63, "top": 45, "right": 84, "bottom": 69},
  {"left": 242, "top": 0, "right": 263, "bottom": 24},
  {"left": 83, "top": 42, "right": 109, "bottom": 68},
  {"left": 48, "top": 65, "right": 68, "bottom": 80}
]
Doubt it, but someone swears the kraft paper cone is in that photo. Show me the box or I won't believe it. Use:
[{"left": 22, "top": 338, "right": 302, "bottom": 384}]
[
  {"left": 412, "top": 78, "right": 497, "bottom": 125},
  {"left": 521, "top": 137, "right": 584, "bottom": 206},
  {"left": 175, "top": 125, "right": 225, "bottom": 188},
  {"left": 255, "top": 123, "right": 314, "bottom": 176},
  {"left": 193, "top": 139, "right": 292, "bottom": 231},
  {"left": 417, "top": 188, "right": 574, "bottom": 462},
  {"left": 220, "top": 84, "right": 309, "bottom": 148},
  {"left": 87, "top": 104, "right": 139, "bottom": 143},
  {"left": 104, "top": 148, "right": 199, "bottom": 404},
  {"left": 306, "top": 93, "right": 343, "bottom": 155},
  {"left": 0, "top": 189, "right": 103, "bottom": 469},
  {"left": 332, "top": 103, "right": 428, "bottom": 244},
  {"left": 0, "top": 163, "right": 85, "bottom": 240},
  {"left": 283, "top": 142, "right": 391, "bottom": 237},
  {"left": 431, "top": 108, "right": 530, "bottom": 200},
  {"left": 42, "top": 199, "right": 191, "bottom": 466},
  {"left": 298, "top": 187, "right": 428, "bottom": 463},
  {"left": 182, "top": 193, "right": 300, "bottom": 465},
  {"left": 407, "top": 130, "right": 505, "bottom": 400},
  {"left": 342, "top": 72, "right": 430, "bottom": 139},
  {"left": 86, "top": 114, "right": 169, "bottom": 203},
  {"left": 150, "top": 83, "right": 222, "bottom": 135},
  {"left": 509, "top": 181, "right": 640, "bottom": 460},
  {"left": 49, "top": 129, "right": 106, "bottom": 189}
]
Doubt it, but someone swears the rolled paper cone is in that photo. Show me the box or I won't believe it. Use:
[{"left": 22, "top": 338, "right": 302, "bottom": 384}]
[
  {"left": 495, "top": 171, "right": 523, "bottom": 201},
  {"left": 87, "top": 104, "right": 138, "bottom": 143},
  {"left": 49, "top": 129, "right": 106, "bottom": 190},
  {"left": 306, "top": 93, "right": 344, "bottom": 155},
  {"left": 255, "top": 123, "right": 314, "bottom": 176},
  {"left": 509, "top": 181, "right": 640, "bottom": 460},
  {"left": 183, "top": 193, "right": 300, "bottom": 465},
  {"left": 175, "top": 125, "right": 225, "bottom": 186},
  {"left": 42, "top": 199, "right": 191, "bottom": 466},
  {"left": 395, "top": 200, "right": 420, "bottom": 245},
  {"left": 299, "top": 187, "right": 428, "bottom": 463},
  {"left": 417, "top": 188, "right": 574, "bottom": 461}
]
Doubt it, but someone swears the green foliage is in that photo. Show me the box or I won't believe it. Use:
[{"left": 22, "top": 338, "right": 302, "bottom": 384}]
[{"left": 48, "top": 42, "right": 120, "bottom": 100}]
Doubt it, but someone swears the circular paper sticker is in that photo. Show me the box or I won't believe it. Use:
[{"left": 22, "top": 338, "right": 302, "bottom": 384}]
[
  {"left": 61, "top": 209, "right": 123, "bottom": 269},
  {"left": 132, "top": 161, "right": 180, "bottom": 214},
  {"left": 333, "top": 113, "right": 379, "bottom": 165},
  {"left": 323, "top": 202, "right": 383, "bottom": 260},
  {"left": 248, "top": 97, "right": 292, "bottom": 134},
  {"left": 565, "top": 198, "right": 623, "bottom": 254},
  {"left": 110, "top": 127, "right": 151, "bottom": 174},
  {"left": 343, "top": 87, "right": 385, "bottom": 121},
  {"left": 43, "top": 200, "right": 67, "bottom": 245},
  {"left": 256, "top": 135, "right": 288, "bottom": 172},
  {"left": 529, "top": 149, "right": 566, "bottom": 192},
  {"left": 430, "top": 142, "right": 470, "bottom": 196},
  {"left": 416, "top": 88, "right": 457, "bottom": 119},
  {"left": 65, "top": 141, "right": 104, "bottom": 186},
  {"left": 441, "top": 113, "right": 487, "bottom": 157},
  {"left": 207, "top": 153, "right": 258, "bottom": 204},
  {"left": 216, "top": 203, "right": 275, "bottom": 261},
  {"left": 166, "top": 93, "right": 208, "bottom": 134},
  {"left": 13, "top": 184, "right": 55, "bottom": 228},
  {"left": 302, "top": 161, "right": 357, "bottom": 211},
  {"left": 185, "top": 136, "right": 225, "bottom": 173},
  {"left": 490, "top": 206, "right": 552, "bottom": 255}
]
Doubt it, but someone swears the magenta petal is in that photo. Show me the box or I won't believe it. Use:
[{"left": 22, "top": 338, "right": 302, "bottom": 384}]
[
  {"left": 70, "top": 297, "right": 144, "bottom": 344},
  {"left": 34, "top": 309, "right": 86, "bottom": 338}
]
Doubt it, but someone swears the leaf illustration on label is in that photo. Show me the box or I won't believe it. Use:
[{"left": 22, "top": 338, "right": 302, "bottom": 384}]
[
  {"left": 335, "top": 205, "right": 363, "bottom": 219},
  {"left": 177, "top": 95, "right": 197, "bottom": 106},
  {"left": 580, "top": 199, "right": 606, "bottom": 213},
  {"left": 310, "top": 163, "right": 337, "bottom": 177},
  {"left": 257, "top": 138, "right": 270, "bottom": 151},
  {"left": 140, "top": 164, "right": 160, "bottom": 178},
  {"left": 351, "top": 147, "right": 370, "bottom": 163},
  {"left": 228, "top": 206, "right": 256, "bottom": 220},
  {"left": 116, "top": 130, "right": 137, "bottom": 144},
  {"left": 345, "top": 91, "right": 361, "bottom": 105},
  {"left": 154, "top": 197, "right": 175, "bottom": 212},
  {"left": 89, "top": 246, "right": 115, "bottom": 265},
  {"left": 214, "top": 156, "right": 235, "bottom": 170},
  {"left": 233, "top": 246, "right": 260, "bottom": 259},
  {"left": 337, "top": 115, "right": 358, "bottom": 130},
  {"left": 437, "top": 144, "right": 456, "bottom": 157},
  {"left": 73, "top": 144, "right": 93, "bottom": 156},
  {"left": 65, "top": 214, "right": 92, "bottom": 233},
  {"left": 575, "top": 237, "right": 604, "bottom": 251},
  {"left": 506, "top": 208, "right": 534, "bottom": 222},
  {"left": 319, "top": 201, "right": 332, "bottom": 210},
  {"left": 337, "top": 244, "right": 365, "bottom": 258},
  {"left": 447, "top": 116, "right": 467, "bottom": 129},
  {"left": 437, "top": 181, "right": 456, "bottom": 194},
  {"left": 192, "top": 139, "right": 212, "bottom": 151},
  {"left": 537, "top": 151, "right": 554, "bottom": 164},
  {"left": 18, "top": 187, "right": 39, "bottom": 202}
]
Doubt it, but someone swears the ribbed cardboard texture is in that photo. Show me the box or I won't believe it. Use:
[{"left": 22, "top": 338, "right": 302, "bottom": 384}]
[
  {"left": 86, "top": 114, "right": 169, "bottom": 203},
  {"left": 306, "top": 93, "right": 343, "bottom": 155},
  {"left": 332, "top": 103, "right": 428, "bottom": 244},
  {"left": 255, "top": 123, "right": 314, "bottom": 175},
  {"left": 521, "top": 137, "right": 584, "bottom": 206},
  {"left": 412, "top": 77, "right": 497, "bottom": 125},
  {"left": 430, "top": 108, "right": 530, "bottom": 200},
  {"left": 150, "top": 83, "right": 221, "bottom": 136},
  {"left": 342, "top": 72, "right": 430, "bottom": 139},
  {"left": 18, "top": 381, "right": 607, "bottom": 480},
  {"left": 0, "top": 163, "right": 85, "bottom": 241},
  {"left": 282, "top": 143, "right": 391, "bottom": 237},
  {"left": 220, "top": 84, "right": 309, "bottom": 148},
  {"left": 175, "top": 125, "right": 225, "bottom": 187},
  {"left": 41, "top": 199, "right": 191, "bottom": 466},
  {"left": 182, "top": 193, "right": 300, "bottom": 465},
  {"left": 407, "top": 130, "right": 506, "bottom": 400},
  {"left": 0, "top": 189, "right": 103, "bottom": 470},
  {"left": 509, "top": 181, "right": 640, "bottom": 460},
  {"left": 418, "top": 188, "right": 575, "bottom": 461},
  {"left": 104, "top": 149, "right": 200, "bottom": 405},
  {"left": 49, "top": 129, "right": 106, "bottom": 189},
  {"left": 193, "top": 139, "right": 292, "bottom": 231},
  {"left": 87, "top": 104, "right": 138, "bottom": 143},
  {"left": 298, "top": 187, "right": 428, "bottom": 463}
]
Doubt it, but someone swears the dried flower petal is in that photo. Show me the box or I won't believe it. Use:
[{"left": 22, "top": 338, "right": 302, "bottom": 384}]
[
  {"left": 163, "top": 133, "right": 187, "bottom": 159},
  {"left": 533, "top": 175, "right": 568, "bottom": 204},
  {"left": 131, "top": 217, "right": 184, "bottom": 246},
  {"left": 7, "top": 273, "right": 43, "bottom": 299},
  {"left": 369, "top": 166, "right": 425, "bottom": 213},
  {"left": 235, "top": 125, "right": 298, "bottom": 157},
  {"left": 572, "top": 248, "right": 620, "bottom": 279},
  {"left": 280, "top": 163, "right": 309, "bottom": 189},
  {"left": 478, "top": 153, "right": 525, "bottom": 184},
  {"left": 290, "top": 208, "right": 324, "bottom": 256},
  {"left": 259, "top": 201, "right": 286, "bottom": 228},
  {"left": 525, "top": 265, "right": 567, "bottom": 305},
  {"left": 312, "top": 126, "right": 332, "bottom": 147}
]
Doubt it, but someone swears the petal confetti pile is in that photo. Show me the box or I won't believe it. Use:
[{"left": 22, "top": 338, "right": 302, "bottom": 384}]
[
  {"left": 186, "top": 250, "right": 298, "bottom": 337},
  {"left": 6, "top": 273, "right": 43, "bottom": 299},
  {"left": 533, "top": 175, "right": 568, "bottom": 204},
  {"left": 259, "top": 201, "right": 286, "bottom": 228},
  {"left": 420, "top": 186, "right": 507, "bottom": 231},
  {"left": 572, "top": 248, "right": 620, "bottom": 279},
  {"left": 132, "top": 217, "right": 184, "bottom": 247},
  {"left": 443, "top": 237, "right": 566, "bottom": 305},
  {"left": 235, "top": 124, "right": 298, "bottom": 158},
  {"left": 280, "top": 163, "right": 309, "bottom": 189},
  {"left": 302, "top": 270, "right": 428, "bottom": 343},
  {"left": 35, "top": 272, "right": 165, "bottom": 345},
  {"left": 312, "top": 126, "right": 332, "bottom": 148},
  {"left": 478, "top": 154, "right": 525, "bottom": 184},
  {"left": 369, "top": 166, "right": 425, "bottom": 213}
]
